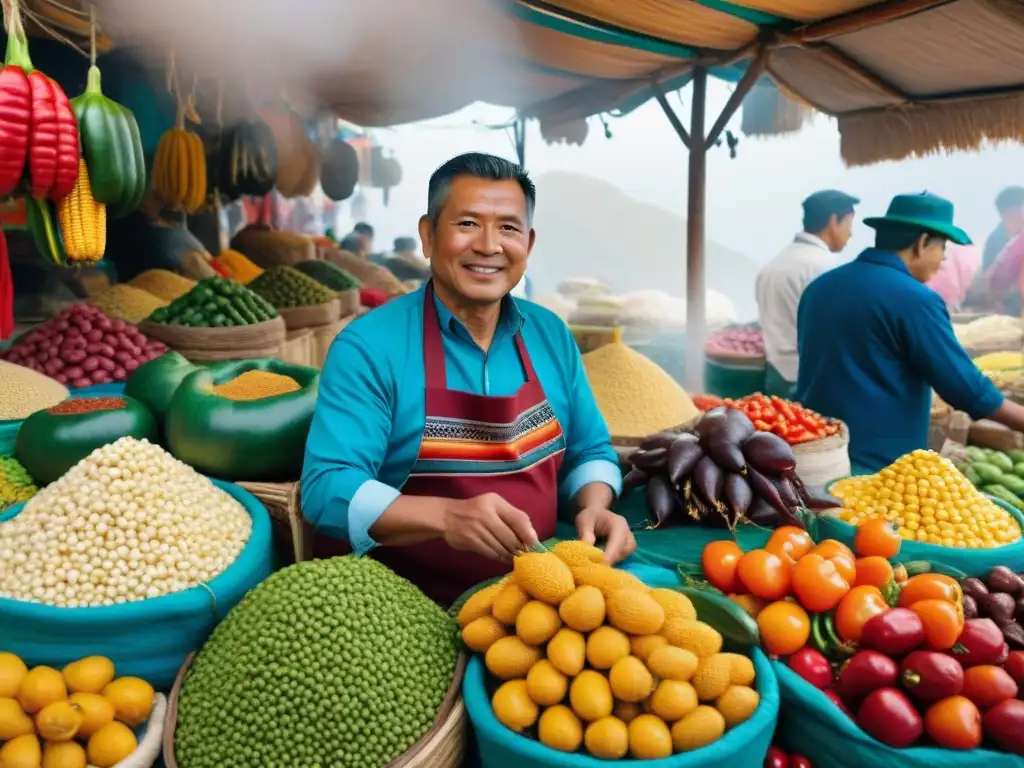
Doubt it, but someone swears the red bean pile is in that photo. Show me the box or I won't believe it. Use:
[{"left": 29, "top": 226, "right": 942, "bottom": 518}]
[
  {"left": 1, "top": 304, "right": 168, "bottom": 387},
  {"left": 47, "top": 397, "right": 126, "bottom": 415}
]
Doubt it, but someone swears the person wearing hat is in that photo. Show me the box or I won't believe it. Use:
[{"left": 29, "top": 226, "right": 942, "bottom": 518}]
[
  {"left": 756, "top": 189, "right": 860, "bottom": 398},
  {"left": 385, "top": 236, "right": 432, "bottom": 283},
  {"left": 796, "top": 192, "right": 1024, "bottom": 473}
]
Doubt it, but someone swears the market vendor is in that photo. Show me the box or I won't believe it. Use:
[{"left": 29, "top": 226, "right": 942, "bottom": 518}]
[
  {"left": 796, "top": 192, "right": 1024, "bottom": 473},
  {"left": 756, "top": 189, "right": 859, "bottom": 398},
  {"left": 301, "top": 152, "right": 634, "bottom": 604}
]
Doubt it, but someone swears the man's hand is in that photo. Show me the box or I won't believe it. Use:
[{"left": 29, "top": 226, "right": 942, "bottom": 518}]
[
  {"left": 576, "top": 507, "right": 636, "bottom": 565},
  {"left": 442, "top": 493, "right": 539, "bottom": 563}
]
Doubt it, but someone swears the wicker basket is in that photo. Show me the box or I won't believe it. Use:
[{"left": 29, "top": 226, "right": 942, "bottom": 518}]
[
  {"left": 163, "top": 652, "right": 468, "bottom": 768},
  {"left": 278, "top": 298, "right": 342, "bottom": 331},
  {"left": 338, "top": 288, "right": 360, "bottom": 317},
  {"left": 236, "top": 481, "right": 309, "bottom": 562},
  {"left": 792, "top": 422, "right": 851, "bottom": 486},
  {"left": 279, "top": 329, "right": 314, "bottom": 367}
]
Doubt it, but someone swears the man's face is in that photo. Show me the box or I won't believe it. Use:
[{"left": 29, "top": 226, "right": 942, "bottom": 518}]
[
  {"left": 909, "top": 235, "right": 948, "bottom": 283},
  {"left": 419, "top": 176, "right": 534, "bottom": 307},
  {"left": 827, "top": 212, "right": 855, "bottom": 253},
  {"left": 1002, "top": 206, "right": 1024, "bottom": 237}
]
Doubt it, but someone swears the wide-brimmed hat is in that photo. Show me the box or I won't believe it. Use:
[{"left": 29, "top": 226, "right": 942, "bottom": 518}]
[{"left": 863, "top": 191, "right": 971, "bottom": 245}]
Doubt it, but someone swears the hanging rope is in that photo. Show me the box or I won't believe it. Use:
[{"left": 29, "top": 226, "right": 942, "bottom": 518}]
[
  {"left": 184, "top": 72, "right": 200, "bottom": 124},
  {"left": 87, "top": 3, "right": 95, "bottom": 65},
  {"left": 18, "top": 2, "right": 88, "bottom": 58},
  {"left": 215, "top": 79, "right": 224, "bottom": 128},
  {"left": 35, "top": 0, "right": 87, "bottom": 19},
  {"left": 166, "top": 50, "right": 186, "bottom": 130}
]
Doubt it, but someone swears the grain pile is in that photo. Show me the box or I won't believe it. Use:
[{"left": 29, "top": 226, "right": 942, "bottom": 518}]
[
  {"left": 212, "top": 371, "right": 302, "bottom": 401},
  {"left": 582, "top": 331, "right": 699, "bottom": 439},
  {"left": 88, "top": 285, "right": 168, "bottom": 324},
  {"left": 0, "top": 361, "right": 69, "bottom": 420},
  {"left": 129, "top": 270, "right": 196, "bottom": 302}
]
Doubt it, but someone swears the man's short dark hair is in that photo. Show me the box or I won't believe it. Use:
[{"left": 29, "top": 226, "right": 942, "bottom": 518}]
[
  {"left": 802, "top": 189, "right": 860, "bottom": 234},
  {"left": 874, "top": 224, "right": 946, "bottom": 252},
  {"left": 339, "top": 233, "right": 362, "bottom": 252},
  {"left": 996, "top": 187, "right": 1024, "bottom": 213},
  {"left": 426, "top": 152, "right": 536, "bottom": 227},
  {"left": 354, "top": 222, "right": 374, "bottom": 237},
  {"left": 394, "top": 236, "right": 418, "bottom": 252}
]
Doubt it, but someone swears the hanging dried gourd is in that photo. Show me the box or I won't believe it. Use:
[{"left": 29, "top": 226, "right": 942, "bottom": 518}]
[
  {"left": 319, "top": 139, "right": 359, "bottom": 202},
  {"left": 259, "top": 106, "right": 319, "bottom": 198},
  {"left": 152, "top": 55, "right": 207, "bottom": 212},
  {"left": 206, "top": 83, "right": 278, "bottom": 202}
]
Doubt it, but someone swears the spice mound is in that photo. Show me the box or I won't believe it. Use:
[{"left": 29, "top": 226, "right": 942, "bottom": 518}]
[
  {"left": 0, "top": 457, "right": 36, "bottom": 512},
  {"left": 0, "top": 361, "right": 68, "bottom": 420},
  {"left": 128, "top": 269, "right": 196, "bottom": 302},
  {"left": 47, "top": 396, "right": 126, "bottom": 415},
  {"left": 294, "top": 259, "right": 362, "bottom": 291},
  {"left": 0, "top": 436, "right": 252, "bottom": 607},
  {"left": 212, "top": 370, "right": 301, "bottom": 401},
  {"left": 248, "top": 265, "right": 338, "bottom": 308},
  {"left": 582, "top": 336, "right": 699, "bottom": 439},
  {"left": 88, "top": 284, "right": 168, "bottom": 324}
]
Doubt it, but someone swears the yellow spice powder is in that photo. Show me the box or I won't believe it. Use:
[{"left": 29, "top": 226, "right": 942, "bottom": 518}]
[{"left": 211, "top": 370, "right": 301, "bottom": 401}]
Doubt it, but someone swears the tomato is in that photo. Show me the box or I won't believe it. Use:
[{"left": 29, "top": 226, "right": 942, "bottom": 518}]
[
  {"left": 835, "top": 586, "right": 888, "bottom": 643},
  {"left": 757, "top": 600, "right": 811, "bottom": 657},
  {"left": 702, "top": 540, "right": 744, "bottom": 593},
  {"left": 737, "top": 549, "right": 792, "bottom": 601},
  {"left": 924, "top": 696, "right": 982, "bottom": 750},
  {"left": 766, "top": 526, "right": 814, "bottom": 563},
  {"left": 810, "top": 539, "right": 854, "bottom": 562},
  {"left": 961, "top": 665, "right": 1019, "bottom": 710},
  {"left": 897, "top": 573, "right": 962, "bottom": 609},
  {"left": 910, "top": 599, "right": 964, "bottom": 651},
  {"left": 854, "top": 519, "right": 902, "bottom": 559},
  {"left": 854, "top": 556, "right": 895, "bottom": 588},
  {"left": 791, "top": 554, "right": 850, "bottom": 613}
]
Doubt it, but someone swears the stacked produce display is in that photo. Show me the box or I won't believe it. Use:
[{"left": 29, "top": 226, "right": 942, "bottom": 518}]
[
  {"left": 0, "top": 652, "right": 158, "bottom": 767},
  {"left": 145, "top": 277, "right": 278, "bottom": 328},
  {"left": 695, "top": 395, "right": 841, "bottom": 446},
  {"left": 955, "top": 446, "right": 1024, "bottom": 510},
  {"left": 248, "top": 265, "right": 337, "bottom": 309},
  {"left": 87, "top": 284, "right": 168, "bottom": 325},
  {"left": 128, "top": 271, "right": 196, "bottom": 303},
  {"left": 460, "top": 543, "right": 764, "bottom": 760},
  {"left": 173, "top": 557, "right": 460, "bottom": 767},
  {"left": 705, "top": 323, "right": 764, "bottom": 358},
  {"left": 294, "top": 260, "right": 362, "bottom": 292},
  {"left": 625, "top": 407, "right": 838, "bottom": 530},
  {"left": 0, "top": 457, "right": 36, "bottom": 513},
  {"left": 0, "top": 304, "right": 168, "bottom": 386}
]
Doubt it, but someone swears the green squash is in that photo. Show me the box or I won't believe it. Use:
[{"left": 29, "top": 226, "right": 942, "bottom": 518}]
[{"left": 124, "top": 351, "right": 199, "bottom": 433}]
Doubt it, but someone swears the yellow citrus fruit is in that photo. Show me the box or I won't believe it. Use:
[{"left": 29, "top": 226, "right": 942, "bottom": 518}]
[
  {"left": 62, "top": 657, "right": 115, "bottom": 695},
  {"left": 584, "top": 716, "right": 629, "bottom": 760},
  {"left": 68, "top": 693, "right": 115, "bottom": 738},
  {"left": 526, "top": 660, "right": 568, "bottom": 707},
  {"left": 42, "top": 740, "right": 87, "bottom": 768},
  {"left": 101, "top": 677, "right": 154, "bottom": 727},
  {"left": 650, "top": 680, "right": 699, "bottom": 722},
  {"left": 0, "top": 733, "right": 42, "bottom": 767},
  {"left": 491, "top": 680, "right": 538, "bottom": 733},
  {"left": 627, "top": 713, "right": 673, "bottom": 759},
  {"left": 0, "top": 653, "right": 28, "bottom": 698},
  {"left": 35, "top": 700, "right": 83, "bottom": 742},
  {"left": 18, "top": 666, "right": 67, "bottom": 714},
  {"left": 86, "top": 721, "right": 137, "bottom": 767},
  {"left": 538, "top": 705, "right": 584, "bottom": 752},
  {"left": 608, "top": 656, "right": 654, "bottom": 704},
  {"left": 570, "top": 670, "right": 613, "bottom": 722},
  {"left": 0, "top": 697, "right": 35, "bottom": 740}
]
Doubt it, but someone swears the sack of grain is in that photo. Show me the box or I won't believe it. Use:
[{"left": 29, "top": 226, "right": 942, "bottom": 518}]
[
  {"left": 278, "top": 299, "right": 342, "bottom": 331},
  {"left": 129, "top": 270, "right": 197, "bottom": 302},
  {"left": 792, "top": 423, "right": 851, "bottom": 486},
  {"left": 320, "top": 247, "right": 408, "bottom": 297},
  {"left": 231, "top": 227, "right": 316, "bottom": 267},
  {"left": 88, "top": 284, "right": 169, "bottom": 324}
]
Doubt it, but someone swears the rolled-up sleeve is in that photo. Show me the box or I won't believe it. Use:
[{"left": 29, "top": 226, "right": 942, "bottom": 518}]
[
  {"left": 558, "top": 331, "right": 622, "bottom": 502},
  {"left": 903, "top": 293, "right": 1004, "bottom": 420},
  {"left": 301, "top": 330, "right": 399, "bottom": 554}
]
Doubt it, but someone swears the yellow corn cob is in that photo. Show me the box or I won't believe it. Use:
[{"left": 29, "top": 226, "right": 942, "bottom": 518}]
[
  {"left": 974, "top": 352, "right": 1024, "bottom": 372},
  {"left": 152, "top": 127, "right": 207, "bottom": 213},
  {"left": 58, "top": 158, "right": 106, "bottom": 262}
]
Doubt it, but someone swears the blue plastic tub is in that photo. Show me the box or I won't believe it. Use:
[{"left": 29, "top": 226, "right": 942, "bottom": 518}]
[
  {"left": 774, "top": 662, "right": 1024, "bottom": 767},
  {"left": 463, "top": 562, "right": 779, "bottom": 768},
  {"left": 815, "top": 496, "right": 1024, "bottom": 577},
  {"left": 69, "top": 381, "right": 127, "bottom": 397},
  {"left": 0, "top": 418, "right": 18, "bottom": 456},
  {"left": 0, "top": 383, "right": 127, "bottom": 458},
  {"left": 0, "top": 479, "right": 273, "bottom": 690}
]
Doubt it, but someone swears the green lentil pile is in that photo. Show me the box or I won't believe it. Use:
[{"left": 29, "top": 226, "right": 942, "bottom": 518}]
[
  {"left": 147, "top": 277, "right": 278, "bottom": 327},
  {"left": 293, "top": 260, "right": 362, "bottom": 292},
  {"left": 175, "top": 557, "right": 459, "bottom": 768},
  {"left": 248, "top": 265, "right": 338, "bottom": 308},
  {"left": 0, "top": 457, "right": 36, "bottom": 512}
]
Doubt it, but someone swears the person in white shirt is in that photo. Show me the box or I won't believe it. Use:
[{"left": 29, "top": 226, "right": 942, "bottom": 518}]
[{"left": 756, "top": 189, "right": 860, "bottom": 397}]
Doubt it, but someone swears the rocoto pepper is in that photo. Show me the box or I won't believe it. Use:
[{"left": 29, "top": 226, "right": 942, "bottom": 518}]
[
  {"left": 953, "top": 618, "right": 1009, "bottom": 667},
  {"left": 901, "top": 650, "right": 964, "bottom": 704},
  {"left": 857, "top": 687, "right": 923, "bottom": 748},
  {"left": 859, "top": 607, "right": 926, "bottom": 655},
  {"left": 0, "top": 33, "right": 32, "bottom": 197},
  {"left": 836, "top": 650, "right": 899, "bottom": 703}
]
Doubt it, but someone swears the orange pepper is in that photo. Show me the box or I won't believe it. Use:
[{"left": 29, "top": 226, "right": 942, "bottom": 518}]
[
  {"left": 898, "top": 574, "right": 963, "bottom": 609},
  {"left": 811, "top": 539, "right": 855, "bottom": 562},
  {"left": 701, "top": 541, "right": 744, "bottom": 593},
  {"left": 766, "top": 526, "right": 815, "bottom": 564},
  {"left": 736, "top": 549, "right": 792, "bottom": 601},
  {"left": 835, "top": 585, "right": 888, "bottom": 643},
  {"left": 855, "top": 519, "right": 902, "bottom": 559},
  {"left": 910, "top": 599, "right": 964, "bottom": 651},
  {"left": 854, "top": 556, "right": 895, "bottom": 588},
  {"left": 792, "top": 553, "right": 851, "bottom": 613}
]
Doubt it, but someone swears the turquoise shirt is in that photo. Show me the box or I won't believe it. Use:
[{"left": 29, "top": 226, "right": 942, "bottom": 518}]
[
  {"left": 301, "top": 285, "right": 622, "bottom": 554},
  {"left": 796, "top": 248, "right": 1004, "bottom": 473}
]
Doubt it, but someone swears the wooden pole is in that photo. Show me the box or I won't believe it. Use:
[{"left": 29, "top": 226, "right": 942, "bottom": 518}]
[
  {"left": 686, "top": 67, "right": 708, "bottom": 394},
  {"left": 515, "top": 118, "right": 527, "bottom": 167}
]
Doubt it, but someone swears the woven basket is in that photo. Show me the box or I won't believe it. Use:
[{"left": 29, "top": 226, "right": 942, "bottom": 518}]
[
  {"left": 139, "top": 316, "right": 286, "bottom": 352},
  {"left": 164, "top": 652, "right": 468, "bottom": 768},
  {"left": 279, "top": 329, "right": 314, "bottom": 367},
  {"left": 278, "top": 299, "right": 342, "bottom": 331},
  {"left": 338, "top": 288, "right": 360, "bottom": 317},
  {"left": 792, "top": 422, "right": 851, "bottom": 486},
  {"left": 236, "top": 481, "right": 309, "bottom": 562},
  {"left": 310, "top": 314, "right": 358, "bottom": 367}
]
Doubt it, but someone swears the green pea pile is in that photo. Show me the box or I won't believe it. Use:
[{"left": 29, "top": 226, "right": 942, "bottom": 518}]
[
  {"left": 175, "top": 557, "right": 460, "bottom": 767},
  {"left": 249, "top": 265, "right": 338, "bottom": 309},
  {"left": 294, "top": 260, "right": 362, "bottom": 292},
  {"left": 0, "top": 457, "right": 37, "bottom": 513}
]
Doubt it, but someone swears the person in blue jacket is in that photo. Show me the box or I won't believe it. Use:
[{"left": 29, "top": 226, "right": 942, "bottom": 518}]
[{"left": 796, "top": 192, "right": 1024, "bottom": 473}]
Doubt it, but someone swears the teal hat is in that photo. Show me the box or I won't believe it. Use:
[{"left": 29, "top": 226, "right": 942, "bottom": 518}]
[{"left": 863, "top": 191, "right": 971, "bottom": 245}]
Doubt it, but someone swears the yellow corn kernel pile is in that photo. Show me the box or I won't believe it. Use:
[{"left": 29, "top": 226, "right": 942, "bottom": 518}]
[{"left": 832, "top": 449, "right": 1022, "bottom": 549}]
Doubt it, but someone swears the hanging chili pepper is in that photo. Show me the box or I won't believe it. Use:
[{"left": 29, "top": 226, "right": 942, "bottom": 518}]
[
  {"left": 47, "top": 77, "right": 79, "bottom": 201},
  {"left": 26, "top": 70, "right": 59, "bottom": 199},
  {"left": 0, "top": 12, "right": 33, "bottom": 197},
  {"left": 0, "top": 227, "right": 12, "bottom": 340}
]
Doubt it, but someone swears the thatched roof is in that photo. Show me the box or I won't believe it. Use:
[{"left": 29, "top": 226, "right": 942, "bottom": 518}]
[{"left": 76, "top": 0, "right": 1024, "bottom": 166}]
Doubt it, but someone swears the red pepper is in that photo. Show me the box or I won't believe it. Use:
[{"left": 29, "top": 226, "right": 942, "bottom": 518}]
[
  {"left": 860, "top": 608, "right": 926, "bottom": 655},
  {"left": 952, "top": 619, "right": 1009, "bottom": 667},
  {"left": 857, "top": 687, "right": 923, "bottom": 748},
  {"left": 823, "top": 687, "right": 852, "bottom": 717},
  {"left": 789, "top": 756, "right": 814, "bottom": 768},
  {"left": 788, "top": 648, "right": 833, "bottom": 689},
  {"left": 0, "top": 25, "right": 32, "bottom": 197},
  {"left": 901, "top": 650, "right": 964, "bottom": 703},
  {"left": 46, "top": 77, "right": 79, "bottom": 202},
  {"left": 1004, "top": 650, "right": 1024, "bottom": 684},
  {"left": 837, "top": 650, "right": 899, "bottom": 704},
  {"left": 0, "top": 228, "right": 11, "bottom": 340},
  {"left": 26, "top": 70, "right": 59, "bottom": 199},
  {"left": 763, "top": 746, "right": 788, "bottom": 768}
]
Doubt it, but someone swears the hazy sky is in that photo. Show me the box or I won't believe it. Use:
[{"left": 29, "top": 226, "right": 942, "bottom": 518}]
[{"left": 348, "top": 79, "right": 1024, "bottom": 310}]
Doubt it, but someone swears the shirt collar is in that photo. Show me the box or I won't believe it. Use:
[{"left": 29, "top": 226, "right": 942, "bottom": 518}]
[
  {"left": 794, "top": 232, "right": 829, "bottom": 250},
  {"left": 428, "top": 283, "right": 526, "bottom": 346},
  {"left": 856, "top": 247, "right": 913, "bottom": 276}
]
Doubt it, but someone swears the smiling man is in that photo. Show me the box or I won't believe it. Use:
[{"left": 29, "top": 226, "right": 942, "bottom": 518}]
[{"left": 301, "top": 152, "right": 634, "bottom": 605}]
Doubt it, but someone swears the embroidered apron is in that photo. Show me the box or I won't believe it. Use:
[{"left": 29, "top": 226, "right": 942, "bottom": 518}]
[{"left": 370, "top": 284, "right": 566, "bottom": 605}]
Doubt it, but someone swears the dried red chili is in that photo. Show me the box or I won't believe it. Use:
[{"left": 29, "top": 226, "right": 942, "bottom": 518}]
[
  {"left": 0, "top": 21, "right": 33, "bottom": 197},
  {"left": 47, "top": 78, "right": 79, "bottom": 201},
  {"left": 47, "top": 397, "right": 126, "bottom": 415},
  {"left": 26, "top": 70, "right": 59, "bottom": 199}
]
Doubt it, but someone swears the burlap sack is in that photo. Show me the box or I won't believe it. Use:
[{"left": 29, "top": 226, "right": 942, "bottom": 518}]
[
  {"left": 278, "top": 299, "right": 341, "bottom": 331},
  {"left": 337, "top": 288, "right": 360, "bottom": 317},
  {"left": 280, "top": 329, "right": 314, "bottom": 367},
  {"left": 138, "top": 316, "right": 286, "bottom": 352}
]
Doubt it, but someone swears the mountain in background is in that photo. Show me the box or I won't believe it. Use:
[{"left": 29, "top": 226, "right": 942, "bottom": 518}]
[{"left": 528, "top": 170, "right": 758, "bottom": 317}]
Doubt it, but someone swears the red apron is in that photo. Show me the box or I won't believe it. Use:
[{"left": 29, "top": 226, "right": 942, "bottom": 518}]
[{"left": 369, "top": 284, "right": 565, "bottom": 605}]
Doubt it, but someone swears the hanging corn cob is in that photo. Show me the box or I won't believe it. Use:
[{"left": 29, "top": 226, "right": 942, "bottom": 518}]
[
  {"left": 57, "top": 158, "right": 106, "bottom": 262},
  {"left": 152, "top": 53, "right": 207, "bottom": 213}
]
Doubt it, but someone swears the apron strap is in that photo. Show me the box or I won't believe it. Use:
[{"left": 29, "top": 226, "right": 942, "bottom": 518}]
[{"left": 422, "top": 281, "right": 536, "bottom": 387}]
